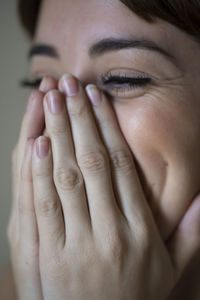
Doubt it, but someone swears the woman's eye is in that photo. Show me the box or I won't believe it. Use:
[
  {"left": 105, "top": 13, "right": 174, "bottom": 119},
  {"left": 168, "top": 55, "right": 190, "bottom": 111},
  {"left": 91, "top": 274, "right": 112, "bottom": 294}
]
[
  {"left": 19, "top": 77, "right": 43, "bottom": 88},
  {"left": 101, "top": 75, "right": 153, "bottom": 96},
  {"left": 19, "top": 74, "right": 153, "bottom": 98}
]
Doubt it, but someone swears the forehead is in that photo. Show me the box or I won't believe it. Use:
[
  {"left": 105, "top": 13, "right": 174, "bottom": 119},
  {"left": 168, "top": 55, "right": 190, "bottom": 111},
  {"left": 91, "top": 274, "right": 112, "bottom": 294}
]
[{"left": 35, "top": 0, "right": 172, "bottom": 47}]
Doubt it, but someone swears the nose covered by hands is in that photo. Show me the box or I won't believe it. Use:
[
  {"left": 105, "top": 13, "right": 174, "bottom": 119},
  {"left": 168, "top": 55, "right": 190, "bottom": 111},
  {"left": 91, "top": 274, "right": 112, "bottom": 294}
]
[{"left": 40, "top": 74, "right": 200, "bottom": 243}]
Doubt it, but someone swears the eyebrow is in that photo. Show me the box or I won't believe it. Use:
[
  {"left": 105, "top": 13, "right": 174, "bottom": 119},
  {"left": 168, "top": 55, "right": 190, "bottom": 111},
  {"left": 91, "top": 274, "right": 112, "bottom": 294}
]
[
  {"left": 28, "top": 44, "right": 58, "bottom": 59},
  {"left": 28, "top": 37, "right": 177, "bottom": 66}
]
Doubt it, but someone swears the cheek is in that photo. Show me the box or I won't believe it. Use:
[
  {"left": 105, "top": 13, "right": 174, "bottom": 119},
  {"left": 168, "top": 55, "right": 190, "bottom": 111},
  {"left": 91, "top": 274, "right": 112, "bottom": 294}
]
[
  {"left": 112, "top": 96, "right": 200, "bottom": 239},
  {"left": 114, "top": 100, "right": 175, "bottom": 201}
]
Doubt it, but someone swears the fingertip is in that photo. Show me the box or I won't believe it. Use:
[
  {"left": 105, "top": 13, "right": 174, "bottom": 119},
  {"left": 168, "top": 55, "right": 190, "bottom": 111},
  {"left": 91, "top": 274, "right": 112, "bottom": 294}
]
[
  {"left": 39, "top": 76, "right": 58, "bottom": 93},
  {"left": 58, "top": 73, "right": 74, "bottom": 94}
]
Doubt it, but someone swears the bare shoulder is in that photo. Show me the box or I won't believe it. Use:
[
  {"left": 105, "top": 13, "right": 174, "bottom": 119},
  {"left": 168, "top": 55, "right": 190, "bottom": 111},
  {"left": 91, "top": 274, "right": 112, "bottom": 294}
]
[{"left": 0, "top": 264, "right": 17, "bottom": 300}]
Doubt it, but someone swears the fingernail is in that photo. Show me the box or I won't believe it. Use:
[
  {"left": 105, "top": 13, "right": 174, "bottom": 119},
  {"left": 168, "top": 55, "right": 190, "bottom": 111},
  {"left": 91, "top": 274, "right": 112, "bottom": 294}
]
[
  {"left": 39, "top": 76, "right": 49, "bottom": 93},
  {"left": 61, "top": 74, "right": 79, "bottom": 97},
  {"left": 36, "top": 136, "right": 50, "bottom": 159},
  {"left": 46, "top": 91, "right": 64, "bottom": 114},
  {"left": 86, "top": 84, "right": 102, "bottom": 106}
]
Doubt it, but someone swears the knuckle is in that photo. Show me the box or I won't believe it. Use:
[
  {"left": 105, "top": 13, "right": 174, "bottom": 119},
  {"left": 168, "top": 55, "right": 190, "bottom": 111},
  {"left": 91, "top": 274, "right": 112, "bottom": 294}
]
[
  {"left": 55, "top": 167, "right": 83, "bottom": 191},
  {"left": 78, "top": 149, "right": 108, "bottom": 174},
  {"left": 34, "top": 169, "right": 51, "bottom": 178},
  {"left": 110, "top": 148, "right": 134, "bottom": 173},
  {"left": 37, "top": 196, "right": 59, "bottom": 216},
  {"left": 102, "top": 225, "right": 127, "bottom": 265},
  {"left": 33, "top": 162, "right": 51, "bottom": 178},
  {"left": 68, "top": 103, "right": 87, "bottom": 118},
  {"left": 106, "top": 235, "right": 126, "bottom": 265},
  {"left": 49, "top": 123, "right": 67, "bottom": 136},
  {"left": 80, "top": 242, "right": 97, "bottom": 266}
]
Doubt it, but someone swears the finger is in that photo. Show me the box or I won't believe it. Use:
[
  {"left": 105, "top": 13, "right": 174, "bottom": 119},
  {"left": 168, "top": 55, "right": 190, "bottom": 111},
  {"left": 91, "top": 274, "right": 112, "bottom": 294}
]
[
  {"left": 32, "top": 136, "right": 65, "bottom": 250},
  {"left": 17, "top": 138, "right": 43, "bottom": 300},
  {"left": 167, "top": 193, "right": 200, "bottom": 282},
  {"left": 43, "top": 89, "right": 91, "bottom": 241},
  {"left": 17, "top": 75, "right": 58, "bottom": 179},
  {"left": 17, "top": 90, "right": 45, "bottom": 160},
  {"left": 19, "top": 138, "right": 38, "bottom": 245},
  {"left": 39, "top": 75, "right": 58, "bottom": 135},
  {"left": 14, "top": 77, "right": 58, "bottom": 224},
  {"left": 58, "top": 74, "right": 121, "bottom": 234},
  {"left": 12, "top": 90, "right": 45, "bottom": 238},
  {"left": 85, "top": 85, "right": 158, "bottom": 232}
]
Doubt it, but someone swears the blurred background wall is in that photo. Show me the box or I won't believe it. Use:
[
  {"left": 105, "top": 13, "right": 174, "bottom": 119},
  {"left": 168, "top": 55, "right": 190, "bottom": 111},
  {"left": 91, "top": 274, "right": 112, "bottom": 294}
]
[{"left": 0, "top": 0, "right": 31, "bottom": 270}]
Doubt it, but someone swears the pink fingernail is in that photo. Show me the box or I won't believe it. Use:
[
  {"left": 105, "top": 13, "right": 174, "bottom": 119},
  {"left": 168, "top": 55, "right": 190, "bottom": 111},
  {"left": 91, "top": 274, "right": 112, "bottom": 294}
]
[
  {"left": 36, "top": 136, "right": 50, "bottom": 159},
  {"left": 86, "top": 84, "right": 102, "bottom": 106},
  {"left": 46, "top": 91, "right": 64, "bottom": 114},
  {"left": 62, "top": 74, "right": 79, "bottom": 97}
]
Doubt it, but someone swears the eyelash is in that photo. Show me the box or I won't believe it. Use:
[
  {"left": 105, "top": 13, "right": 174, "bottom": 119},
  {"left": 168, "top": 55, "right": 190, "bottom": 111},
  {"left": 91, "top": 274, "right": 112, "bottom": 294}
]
[
  {"left": 101, "top": 74, "right": 152, "bottom": 93},
  {"left": 19, "top": 74, "right": 152, "bottom": 94}
]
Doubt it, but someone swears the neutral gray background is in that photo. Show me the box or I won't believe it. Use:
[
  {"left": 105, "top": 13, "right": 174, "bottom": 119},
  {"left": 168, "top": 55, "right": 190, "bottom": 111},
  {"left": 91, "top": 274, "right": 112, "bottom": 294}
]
[{"left": 0, "top": 0, "right": 31, "bottom": 270}]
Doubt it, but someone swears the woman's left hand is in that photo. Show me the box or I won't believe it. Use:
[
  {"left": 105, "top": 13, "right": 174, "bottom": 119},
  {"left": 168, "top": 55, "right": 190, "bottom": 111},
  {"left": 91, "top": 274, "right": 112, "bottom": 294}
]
[{"left": 19, "top": 74, "right": 200, "bottom": 300}]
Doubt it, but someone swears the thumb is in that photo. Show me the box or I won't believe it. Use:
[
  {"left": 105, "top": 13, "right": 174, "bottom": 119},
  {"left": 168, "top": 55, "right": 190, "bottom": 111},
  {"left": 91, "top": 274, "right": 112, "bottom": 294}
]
[{"left": 166, "top": 193, "right": 200, "bottom": 282}]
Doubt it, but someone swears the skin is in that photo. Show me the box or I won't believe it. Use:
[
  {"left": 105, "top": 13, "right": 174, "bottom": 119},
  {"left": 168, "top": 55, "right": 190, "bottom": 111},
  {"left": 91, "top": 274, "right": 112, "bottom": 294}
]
[
  {"left": 8, "top": 74, "right": 200, "bottom": 300},
  {"left": 32, "top": 0, "right": 200, "bottom": 240},
  {"left": 7, "top": 0, "right": 200, "bottom": 299}
]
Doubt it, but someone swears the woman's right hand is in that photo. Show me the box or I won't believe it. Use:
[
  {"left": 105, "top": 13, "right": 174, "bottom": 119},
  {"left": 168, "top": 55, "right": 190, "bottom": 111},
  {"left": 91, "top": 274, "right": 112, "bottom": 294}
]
[{"left": 7, "top": 76, "right": 58, "bottom": 300}]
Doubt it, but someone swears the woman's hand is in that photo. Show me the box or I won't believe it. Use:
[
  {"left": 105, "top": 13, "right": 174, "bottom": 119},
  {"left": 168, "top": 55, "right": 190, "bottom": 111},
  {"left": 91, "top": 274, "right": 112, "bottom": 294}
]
[
  {"left": 7, "top": 77, "right": 58, "bottom": 300},
  {"left": 8, "top": 74, "right": 200, "bottom": 300}
]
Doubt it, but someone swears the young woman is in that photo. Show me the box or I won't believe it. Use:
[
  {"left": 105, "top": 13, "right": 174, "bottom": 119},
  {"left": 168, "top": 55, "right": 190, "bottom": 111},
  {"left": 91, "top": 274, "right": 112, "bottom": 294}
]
[{"left": 7, "top": 0, "right": 200, "bottom": 299}]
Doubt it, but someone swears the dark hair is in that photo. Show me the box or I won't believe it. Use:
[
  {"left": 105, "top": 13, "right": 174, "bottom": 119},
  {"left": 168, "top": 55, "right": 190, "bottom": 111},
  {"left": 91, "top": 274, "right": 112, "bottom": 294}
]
[{"left": 18, "top": 0, "right": 200, "bottom": 43}]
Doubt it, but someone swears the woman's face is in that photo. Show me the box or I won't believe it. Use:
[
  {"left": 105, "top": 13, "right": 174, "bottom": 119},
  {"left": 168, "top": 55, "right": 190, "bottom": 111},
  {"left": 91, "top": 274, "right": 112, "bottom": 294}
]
[{"left": 30, "top": 0, "right": 200, "bottom": 240}]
